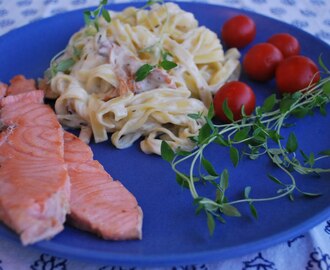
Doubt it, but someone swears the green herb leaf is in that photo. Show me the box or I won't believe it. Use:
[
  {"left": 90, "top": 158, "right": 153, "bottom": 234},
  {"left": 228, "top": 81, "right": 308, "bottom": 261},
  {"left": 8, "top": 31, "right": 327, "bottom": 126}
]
[
  {"left": 261, "top": 94, "right": 277, "bottom": 113},
  {"left": 318, "top": 150, "right": 330, "bottom": 156},
  {"left": 286, "top": 132, "right": 298, "bottom": 153},
  {"left": 307, "top": 152, "right": 315, "bottom": 167},
  {"left": 268, "top": 130, "right": 282, "bottom": 143},
  {"left": 323, "top": 81, "right": 330, "bottom": 96},
  {"left": 55, "top": 58, "right": 75, "bottom": 74},
  {"left": 159, "top": 60, "right": 177, "bottom": 70},
  {"left": 176, "top": 149, "right": 192, "bottom": 157},
  {"left": 222, "top": 99, "right": 234, "bottom": 122},
  {"left": 84, "top": 0, "right": 110, "bottom": 32},
  {"left": 249, "top": 203, "right": 258, "bottom": 219},
  {"left": 203, "top": 175, "right": 219, "bottom": 182},
  {"left": 206, "top": 211, "right": 215, "bottom": 235},
  {"left": 198, "top": 123, "right": 211, "bottom": 144},
  {"left": 233, "top": 127, "right": 250, "bottom": 142},
  {"left": 160, "top": 141, "right": 175, "bottom": 163},
  {"left": 215, "top": 134, "right": 229, "bottom": 147},
  {"left": 289, "top": 193, "right": 295, "bottom": 201},
  {"left": 301, "top": 191, "right": 322, "bottom": 198},
  {"left": 102, "top": 8, "right": 111, "bottom": 22},
  {"left": 93, "top": 7, "right": 101, "bottom": 18},
  {"left": 219, "top": 169, "right": 229, "bottom": 191},
  {"left": 292, "top": 107, "right": 309, "bottom": 118},
  {"left": 83, "top": 11, "right": 92, "bottom": 25},
  {"left": 93, "top": 21, "right": 100, "bottom": 32},
  {"left": 135, "top": 64, "right": 154, "bottom": 81},
  {"left": 280, "top": 97, "right": 295, "bottom": 114},
  {"left": 201, "top": 157, "right": 218, "bottom": 176},
  {"left": 230, "top": 146, "right": 239, "bottom": 167},
  {"left": 216, "top": 214, "right": 226, "bottom": 224},
  {"left": 73, "top": 46, "right": 82, "bottom": 60},
  {"left": 188, "top": 112, "right": 203, "bottom": 120},
  {"left": 145, "top": 0, "right": 163, "bottom": 7},
  {"left": 244, "top": 186, "right": 251, "bottom": 199},
  {"left": 176, "top": 173, "right": 190, "bottom": 188},
  {"left": 267, "top": 174, "right": 284, "bottom": 185},
  {"left": 300, "top": 149, "right": 309, "bottom": 162},
  {"left": 207, "top": 103, "right": 215, "bottom": 120},
  {"left": 318, "top": 53, "right": 330, "bottom": 73},
  {"left": 221, "top": 204, "right": 241, "bottom": 217}
]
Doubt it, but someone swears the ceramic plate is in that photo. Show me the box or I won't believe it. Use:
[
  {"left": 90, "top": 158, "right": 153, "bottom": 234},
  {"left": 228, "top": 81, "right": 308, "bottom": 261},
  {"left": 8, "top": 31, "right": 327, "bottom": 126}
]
[{"left": 0, "top": 2, "right": 329, "bottom": 267}]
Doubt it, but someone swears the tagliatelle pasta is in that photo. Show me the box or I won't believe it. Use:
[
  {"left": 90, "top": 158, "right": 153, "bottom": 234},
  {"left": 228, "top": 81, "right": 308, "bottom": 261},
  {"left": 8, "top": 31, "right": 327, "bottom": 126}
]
[{"left": 43, "top": 2, "right": 240, "bottom": 155}]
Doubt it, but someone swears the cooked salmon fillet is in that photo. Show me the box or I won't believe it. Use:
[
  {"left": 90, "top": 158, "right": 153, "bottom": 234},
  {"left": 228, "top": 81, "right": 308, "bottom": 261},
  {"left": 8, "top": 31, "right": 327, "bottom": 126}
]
[
  {"left": 0, "top": 90, "right": 70, "bottom": 245},
  {"left": 0, "top": 83, "right": 7, "bottom": 99},
  {"left": 6, "top": 75, "right": 37, "bottom": 96},
  {"left": 63, "top": 132, "right": 143, "bottom": 240}
]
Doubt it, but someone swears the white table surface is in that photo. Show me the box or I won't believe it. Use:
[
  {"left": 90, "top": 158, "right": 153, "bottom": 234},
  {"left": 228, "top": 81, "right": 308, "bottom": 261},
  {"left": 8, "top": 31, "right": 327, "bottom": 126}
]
[{"left": 0, "top": 1, "right": 329, "bottom": 269}]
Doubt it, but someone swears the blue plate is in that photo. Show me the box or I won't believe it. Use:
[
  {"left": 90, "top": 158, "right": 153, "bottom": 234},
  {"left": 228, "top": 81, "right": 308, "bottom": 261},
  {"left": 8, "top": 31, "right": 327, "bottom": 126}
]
[{"left": 0, "top": 2, "right": 329, "bottom": 267}]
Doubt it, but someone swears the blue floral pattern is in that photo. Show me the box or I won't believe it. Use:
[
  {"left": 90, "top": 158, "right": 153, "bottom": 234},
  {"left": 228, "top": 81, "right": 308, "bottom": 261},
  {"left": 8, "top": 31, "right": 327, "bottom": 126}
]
[
  {"left": 0, "top": 0, "right": 328, "bottom": 45},
  {"left": 287, "top": 234, "right": 305, "bottom": 247},
  {"left": 306, "top": 247, "right": 330, "bottom": 270},
  {"left": 325, "top": 220, "right": 330, "bottom": 235},
  {"left": 30, "top": 253, "right": 67, "bottom": 270},
  {"left": 242, "top": 252, "right": 277, "bottom": 270}
]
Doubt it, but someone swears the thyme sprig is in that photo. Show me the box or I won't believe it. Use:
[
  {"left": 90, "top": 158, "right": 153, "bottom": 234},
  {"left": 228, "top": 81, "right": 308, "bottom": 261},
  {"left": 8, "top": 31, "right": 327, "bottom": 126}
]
[
  {"left": 83, "top": 0, "right": 111, "bottom": 32},
  {"left": 135, "top": 0, "right": 178, "bottom": 81},
  {"left": 44, "top": 46, "right": 82, "bottom": 81},
  {"left": 135, "top": 51, "right": 177, "bottom": 81},
  {"left": 161, "top": 71, "right": 330, "bottom": 235},
  {"left": 45, "top": 0, "right": 111, "bottom": 80}
]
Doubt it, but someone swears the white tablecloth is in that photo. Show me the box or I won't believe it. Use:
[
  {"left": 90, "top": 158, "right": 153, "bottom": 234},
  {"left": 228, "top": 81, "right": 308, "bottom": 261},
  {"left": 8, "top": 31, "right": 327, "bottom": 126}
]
[{"left": 0, "top": 1, "right": 330, "bottom": 269}]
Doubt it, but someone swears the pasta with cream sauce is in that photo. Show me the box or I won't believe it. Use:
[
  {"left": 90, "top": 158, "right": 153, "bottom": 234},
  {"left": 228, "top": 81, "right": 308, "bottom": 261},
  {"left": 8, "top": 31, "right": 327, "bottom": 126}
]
[{"left": 43, "top": 2, "right": 240, "bottom": 155}]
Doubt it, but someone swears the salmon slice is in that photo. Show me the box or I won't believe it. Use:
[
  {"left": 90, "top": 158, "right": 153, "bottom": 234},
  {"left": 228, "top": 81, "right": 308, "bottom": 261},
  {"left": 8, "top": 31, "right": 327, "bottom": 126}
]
[
  {"left": 0, "top": 90, "right": 70, "bottom": 245},
  {"left": 6, "top": 75, "right": 37, "bottom": 96},
  {"left": 0, "top": 83, "right": 7, "bottom": 99},
  {"left": 63, "top": 132, "right": 143, "bottom": 240}
]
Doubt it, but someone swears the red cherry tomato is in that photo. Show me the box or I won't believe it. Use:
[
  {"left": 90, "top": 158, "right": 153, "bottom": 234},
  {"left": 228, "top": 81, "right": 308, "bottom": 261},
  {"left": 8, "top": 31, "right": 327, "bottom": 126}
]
[
  {"left": 243, "top": 43, "right": 284, "bottom": 82},
  {"left": 213, "top": 81, "right": 256, "bottom": 123},
  {"left": 267, "top": 33, "right": 300, "bottom": 58},
  {"left": 275, "top": 55, "right": 320, "bottom": 94},
  {"left": 221, "top": 14, "right": 256, "bottom": 49}
]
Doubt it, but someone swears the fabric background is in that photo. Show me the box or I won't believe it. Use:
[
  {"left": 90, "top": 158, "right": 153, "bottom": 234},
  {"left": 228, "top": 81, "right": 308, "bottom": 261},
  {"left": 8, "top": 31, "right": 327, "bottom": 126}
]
[{"left": 0, "top": 0, "right": 329, "bottom": 269}]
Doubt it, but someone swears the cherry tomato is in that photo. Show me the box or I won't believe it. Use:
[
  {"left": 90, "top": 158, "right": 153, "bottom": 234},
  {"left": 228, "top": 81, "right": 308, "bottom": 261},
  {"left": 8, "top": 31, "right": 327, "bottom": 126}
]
[
  {"left": 267, "top": 33, "right": 300, "bottom": 58},
  {"left": 243, "top": 43, "right": 284, "bottom": 82},
  {"left": 275, "top": 55, "right": 320, "bottom": 94},
  {"left": 221, "top": 14, "right": 256, "bottom": 49},
  {"left": 213, "top": 81, "right": 256, "bottom": 123}
]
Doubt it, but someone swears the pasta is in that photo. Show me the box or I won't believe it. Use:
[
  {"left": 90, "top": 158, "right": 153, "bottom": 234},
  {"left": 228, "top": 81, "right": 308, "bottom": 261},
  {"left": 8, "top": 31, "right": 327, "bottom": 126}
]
[{"left": 43, "top": 2, "right": 240, "bottom": 155}]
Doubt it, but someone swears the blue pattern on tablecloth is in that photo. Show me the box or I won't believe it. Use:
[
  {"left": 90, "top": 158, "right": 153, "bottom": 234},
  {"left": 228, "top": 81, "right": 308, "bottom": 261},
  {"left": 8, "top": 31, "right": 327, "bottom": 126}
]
[
  {"left": 0, "top": 0, "right": 329, "bottom": 45},
  {"left": 0, "top": 1, "right": 329, "bottom": 270}
]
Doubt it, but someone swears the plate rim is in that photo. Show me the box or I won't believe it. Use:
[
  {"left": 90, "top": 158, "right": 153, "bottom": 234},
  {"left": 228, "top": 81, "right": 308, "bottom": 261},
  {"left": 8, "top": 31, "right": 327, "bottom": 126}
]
[{"left": 0, "top": 1, "right": 329, "bottom": 267}]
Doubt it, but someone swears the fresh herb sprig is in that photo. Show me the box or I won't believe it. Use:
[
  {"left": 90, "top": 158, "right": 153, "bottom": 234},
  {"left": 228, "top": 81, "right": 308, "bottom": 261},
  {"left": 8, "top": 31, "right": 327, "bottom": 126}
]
[
  {"left": 135, "top": 0, "right": 178, "bottom": 82},
  {"left": 44, "top": 46, "right": 82, "bottom": 80},
  {"left": 161, "top": 70, "right": 330, "bottom": 235},
  {"left": 84, "top": 0, "right": 111, "bottom": 32},
  {"left": 135, "top": 51, "right": 177, "bottom": 81},
  {"left": 142, "top": 0, "right": 164, "bottom": 9},
  {"left": 45, "top": 0, "right": 111, "bottom": 80}
]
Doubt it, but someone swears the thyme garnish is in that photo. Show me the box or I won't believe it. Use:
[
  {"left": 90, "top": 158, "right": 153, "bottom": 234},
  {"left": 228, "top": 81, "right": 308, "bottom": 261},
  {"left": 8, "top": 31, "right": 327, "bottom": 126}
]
[
  {"left": 135, "top": 51, "right": 177, "bottom": 81},
  {"left": 83, "top": 0, "right": 111, "bottom": 32},
  {"left": 45, "top": 0, "right": 111, "bottom": 80},
  {"left": 134, "top": 0, "right": 178, "bottom": 82},
  {"left": 161, "top": 67, "right": 330, "bottom": 235}
]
